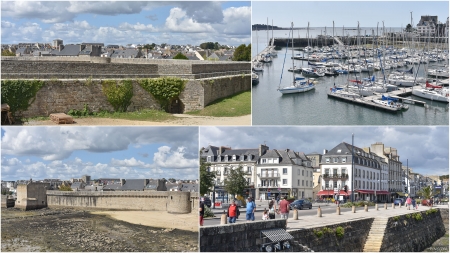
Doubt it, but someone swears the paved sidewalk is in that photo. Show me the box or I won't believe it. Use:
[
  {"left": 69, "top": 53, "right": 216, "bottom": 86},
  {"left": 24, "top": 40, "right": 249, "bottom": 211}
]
[{"left": 284, "top": 204, "right": 449, "bottom": 231}]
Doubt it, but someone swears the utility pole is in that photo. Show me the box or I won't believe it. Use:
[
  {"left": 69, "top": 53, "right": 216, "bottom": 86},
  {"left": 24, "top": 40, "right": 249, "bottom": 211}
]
[{"left": 351, "top": 133, "right": 354, "bottom": 203}]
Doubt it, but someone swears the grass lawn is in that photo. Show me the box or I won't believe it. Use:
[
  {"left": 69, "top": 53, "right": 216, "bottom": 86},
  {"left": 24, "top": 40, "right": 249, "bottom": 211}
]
[
  {"left": 23, "top": 109, "right": 176, "bottom": 123},
  {"left": 186, "top": 90, "right": 251, "bottom": 117}
]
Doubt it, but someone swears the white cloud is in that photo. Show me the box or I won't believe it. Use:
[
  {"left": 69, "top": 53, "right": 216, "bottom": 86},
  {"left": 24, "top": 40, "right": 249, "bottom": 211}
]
[
  {"left": 152, "top": 145, "right": 198, "bottom": 169},
  {"left": 118, "top": 22, "right": 158, "bottom": 32},
  {"left": 165, "top": 7, "right": 215, "bottom": 33},
  {"left": 220, "top": 6, "right": 251, "bottom": 35},
  {"left": 111, "top": 157, "right": 147, "bottom": 167}
]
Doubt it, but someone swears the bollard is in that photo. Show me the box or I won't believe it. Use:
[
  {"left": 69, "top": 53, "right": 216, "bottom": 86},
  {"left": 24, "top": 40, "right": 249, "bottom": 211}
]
[
  {"left": 352, "top": 206, "right": 356, "bottom": 213},
  {"left": 293, "top": 209, "right": 298, "bottom": 220},
  {"left": 220, "top": 212, "right": 227, "bottom": 225},
  {"left": 375, "top": 204, "right": 379, "bottom": 211},
  {"left": 392, "top": 203, "right": 395, "bottom": 209},
  {"left": 317, "top": 206, "right": 322, "bottom": 217},
  {"left": 336, "top": 206, "right": 341, "bottom": 215},
  {"left": 384, "top": 203, "right": 387, "bottom": 210},
  {"left": 365, "top": 205, "right": 368, "bottom": 212}
]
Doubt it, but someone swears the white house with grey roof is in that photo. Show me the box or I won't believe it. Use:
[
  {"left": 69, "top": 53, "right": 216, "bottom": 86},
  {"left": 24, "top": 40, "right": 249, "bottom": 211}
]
[
  {"left": 320, "top": 142, "right": 390, "bottom": 202},
  {"left": 256, "top": 149, "right": 314, "bottom": 200},
  {"left": 201, "top": 144, "right": 269, "bottom": 201}
]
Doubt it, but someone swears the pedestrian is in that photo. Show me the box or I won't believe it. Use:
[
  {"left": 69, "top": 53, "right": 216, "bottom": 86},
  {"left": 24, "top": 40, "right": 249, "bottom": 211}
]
[
  {"left": 199, "top": 200, "right": 205, "bottom": 226},
  {"left": 262, "top": 208, "right": 269, "bottom": 220},
  {"left": 227, "top": 200, "right": 239, "bottom": 224},
  {"left": 406, "top": 196, "right": 412, "bottom": 210},
  {"left": 412, "top": 198, "right": 417, "bottom": 210},
  {"left": 268, "top": 198, "right": 277, "bottom": 219},
  {"left": 246, "top": 197, "right": 256, "bottom": 222},
  {"left": 279, "top": 196, "right": 290, "bottom": 228}
]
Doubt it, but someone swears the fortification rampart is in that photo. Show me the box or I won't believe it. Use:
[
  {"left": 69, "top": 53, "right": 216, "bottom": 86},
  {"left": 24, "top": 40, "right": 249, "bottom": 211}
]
[
  {"left": 46, "top": 191, "right": 198, "bottom": 214},
  {"left": 1, "top": 56, "right": 251, "bottom": 79},
  {"left": 16, "top": 75, "right": 250, "bottom": 117}
]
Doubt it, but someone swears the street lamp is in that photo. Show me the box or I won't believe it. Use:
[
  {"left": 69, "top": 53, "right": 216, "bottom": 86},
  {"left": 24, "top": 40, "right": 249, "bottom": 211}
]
[{"left": 351, "top": 133, "right": 355, "bottom": 203}]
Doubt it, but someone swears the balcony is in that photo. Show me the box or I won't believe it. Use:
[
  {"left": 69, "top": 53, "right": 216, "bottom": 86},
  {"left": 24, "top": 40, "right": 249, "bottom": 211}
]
[
  {"left": 323, "top": 174, "right": 349, "bottom": 180},
  {"left": 215, "top": 171, "right": 221, "bottom": 176},
  {"left": 258, "top": 172, "right": 280, "bottom": 178}
]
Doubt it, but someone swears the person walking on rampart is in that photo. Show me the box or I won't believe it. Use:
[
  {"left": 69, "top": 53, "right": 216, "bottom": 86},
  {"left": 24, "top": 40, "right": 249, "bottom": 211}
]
[
  {"left": 406, "top": 196, "right": 412, "bottom": 210},
  {"left": 279, "top": 196, "right": 290, "bottom": 227},
  {"left": 246, "top": 197, "right": 256, "bottom": 222},
  {"left": 412, "top": 198, "right": 417, "bottom": 210},
  {"left": 199, "top": 200, "right": 205, "bottom": 226},
  {"left": 227, "top": 200, "right": 239, "bottom": 224},
  {"left": 268, "top": 198, "right": 277, "bottom": 220}
]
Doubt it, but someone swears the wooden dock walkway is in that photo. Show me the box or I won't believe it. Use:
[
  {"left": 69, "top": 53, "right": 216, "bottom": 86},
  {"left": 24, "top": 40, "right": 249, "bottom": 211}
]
[{"left": 327, "top": 86, "right": 427, "bottom": 112}]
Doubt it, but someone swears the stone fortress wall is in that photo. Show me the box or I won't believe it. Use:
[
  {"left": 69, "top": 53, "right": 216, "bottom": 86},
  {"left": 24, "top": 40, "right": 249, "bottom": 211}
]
[
  {"left": 200, "top": 209, "right": 448, "bottom": 252},
  {"left": 46, "top": 190, "right": 198, "bottom": 214},
  {"left": 1, "top": 56, "right": 251, "bottom": 116}
]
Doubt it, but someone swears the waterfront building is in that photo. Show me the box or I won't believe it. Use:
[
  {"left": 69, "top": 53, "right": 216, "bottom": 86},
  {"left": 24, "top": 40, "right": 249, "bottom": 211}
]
[
  {"left": 320, "top": 142, "right": 390, "bottom": 202},
  {"left": 416, "top": 15, "right": 438, "bottom": 36},
  {"left": 368, "top": 142, "right": 403, "bottom": 201},
  {"left": 256, "top": 149, "right": 314, "bottom": 200},
  {"left": 306, "top": 152, "right": 323, "bottom": 198},
  {"left": 201, "top": 144, "right": 268, "bottom": 201}
]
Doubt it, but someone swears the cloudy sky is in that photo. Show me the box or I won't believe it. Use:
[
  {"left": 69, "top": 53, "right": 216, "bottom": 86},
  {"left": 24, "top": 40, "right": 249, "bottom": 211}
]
[
  {"left": 200, "top": 126, "right": 449, "bottom": 176},
  {"left": 252, "top": 1, "right": 449, "bottom": 28},
  {"left": 1, "top": 1, "right": 251, "bottom": 46},
  {"left": 1, "top": 127, "right": 199, "bottom": 181}
]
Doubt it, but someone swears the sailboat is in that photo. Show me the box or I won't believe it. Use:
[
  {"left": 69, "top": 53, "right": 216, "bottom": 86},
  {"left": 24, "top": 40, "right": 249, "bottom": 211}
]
[{"left": 278, "top": 22, "right": 315, "bottom": 94}]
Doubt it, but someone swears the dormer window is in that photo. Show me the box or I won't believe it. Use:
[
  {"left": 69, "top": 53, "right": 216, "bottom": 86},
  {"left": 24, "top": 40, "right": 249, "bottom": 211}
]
[
  {"left": 232, "top": 155, "right": 236, "bottom": 161},
  {"left": 262, "top": 159, "right": 267, "bottom": 163},
  {"left": 225, "top": 155, "right": 229, "bottom": 162},
  {"left": 248, "top": 155, "right": 252, "bottom": 161},
  {"left": 342, "top": 157, "right": 346, "bottom": 163},
  {"left": 207, "top": 156, "right": 211, "bottom": 162},
  {"left": 240, "top": 156, "right": 245, "bottom": 161},
  {"left": 326, "top": 158, "right": 330, "bottom": 163}
]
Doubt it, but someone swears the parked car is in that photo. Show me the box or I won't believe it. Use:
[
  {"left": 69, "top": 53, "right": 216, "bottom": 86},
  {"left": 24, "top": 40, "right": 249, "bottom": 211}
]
[
  {"left": 393, "top": 198, "right": 404, "bottom": 206},
  {"left": 289, "top": 199, "right": 312, "bottom": 210}
]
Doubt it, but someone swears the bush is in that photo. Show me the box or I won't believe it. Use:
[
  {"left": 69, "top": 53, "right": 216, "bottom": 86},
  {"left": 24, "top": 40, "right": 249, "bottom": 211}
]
[
  {"left": 101, "top": 79, "right": 133, "bottom": 112},
  {"left": 173, "top": 52, "right": 188, "bottom": 60},
  {"left": 393, "top": 216, "right": 399, "bottom": 221},
  {"left": 322, "top": 227, "right": 332, "bottom": 234},
  {"left": 313, "top": 229, "right": 323, "bottom": 238},
  {"left": 1, "top": 79, "right": 45, "bottom": 117},
  {"left": 426, "top": 208, "right": 438, "bottom": 215},
  {"left": 335, "top": 226, "right": 345, "bottom": 239},
  {"left": 413, "top": 213, "right": 423, "bottom": 221},
  {"left": 138, "top": 77, "right": 186, "bottom": 111},
  {"left": 204, "top": 205, "right": 215, "bottom": 218}
]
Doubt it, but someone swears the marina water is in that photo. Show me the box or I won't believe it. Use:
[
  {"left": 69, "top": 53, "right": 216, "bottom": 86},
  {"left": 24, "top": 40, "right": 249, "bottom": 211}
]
[{"left": 252, "top": 30, "right": 449, "bottom": 125}]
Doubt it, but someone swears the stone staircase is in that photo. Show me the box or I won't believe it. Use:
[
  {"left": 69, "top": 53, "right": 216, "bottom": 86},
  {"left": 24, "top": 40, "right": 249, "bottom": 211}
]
[{"left": 362, "top": 217, "right": 389, "bottom": 252}]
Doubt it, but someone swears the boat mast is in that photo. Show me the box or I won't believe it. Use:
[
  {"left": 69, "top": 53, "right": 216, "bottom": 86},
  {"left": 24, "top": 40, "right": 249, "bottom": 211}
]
[{"left": 292, "top": 22, "right": 295, "bottom": 85}]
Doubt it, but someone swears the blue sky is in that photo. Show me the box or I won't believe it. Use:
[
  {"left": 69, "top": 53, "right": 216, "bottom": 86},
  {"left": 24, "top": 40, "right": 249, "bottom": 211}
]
[
  {"left": 1, "top": 127, "right": 199, "bottom": 181},
  {"left": 252, "top": 1, "right": 449, "bottom": 28},
  {"left": 200, "top": 126, "right": 449, "bottom": 176},
  {"left": 1, "top": 1, "right": 251, "bottom": 46}
]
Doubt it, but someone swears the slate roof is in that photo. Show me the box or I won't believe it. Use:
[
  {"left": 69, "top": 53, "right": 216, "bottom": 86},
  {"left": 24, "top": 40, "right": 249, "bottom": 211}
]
[
  {"left": 217, "top": 148, "right": 259, "bottom": 162},
  {"left": 180, "top": 183, "right": 198, "bottom": 192},
  {"left": 260, "top": 149, "right": 311, "bottom": 165},
  {"left": 201, "top": 145, "right": 219, "bottom": 158},
  {"left": 323, "top": 142, "right": 382, "bottom": 165},
  {"left": 111, "top": 48, "right": 141, "bottom": 58},
  {"left": 120, "top": 179, "right": 147, "bottom": 191},
  {"left": 56, "top": 44, "right": 82, "bottom": 56}
]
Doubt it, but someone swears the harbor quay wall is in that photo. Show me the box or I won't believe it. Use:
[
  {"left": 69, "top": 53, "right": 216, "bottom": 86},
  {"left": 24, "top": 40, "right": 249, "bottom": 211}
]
[
  {"left": 46, "top": 191, "right": 198, "bottom": 214},
  {"left": 380, "top": 208, "right": 447, "bottom": 252},
  {"left": 200, "top": 219, "right": 287, "bottom": 252},
  {"left": 200, "top": 210, "right": 447, "bottom": 252},
  {"left": 15, "top": 75, "right": 250, "bottom": 118}
]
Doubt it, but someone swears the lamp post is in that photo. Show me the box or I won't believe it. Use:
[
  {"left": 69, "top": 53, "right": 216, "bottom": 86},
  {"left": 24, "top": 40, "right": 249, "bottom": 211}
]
[{"left": 351, "top": 133, "right": 355, "bottom": 203}]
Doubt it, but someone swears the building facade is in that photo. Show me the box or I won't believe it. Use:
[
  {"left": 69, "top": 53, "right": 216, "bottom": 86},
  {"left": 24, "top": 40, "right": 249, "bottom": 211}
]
[
  {"left": 256, "top": 149, "right": 314, "bottom": 200},
  {"left": 320, "top": 142, "right": 390, "bottom": 202}
]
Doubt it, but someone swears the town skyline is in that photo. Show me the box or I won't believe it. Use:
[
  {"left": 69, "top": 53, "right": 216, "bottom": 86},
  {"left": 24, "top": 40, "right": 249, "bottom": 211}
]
[
  {"left": 1, "top": 126, "right": 199, "bottom": 181},
  {"left": 252, "top": 1, "right": 449, "bottom": 28},
  {"left": 1, "top": 1, "right": 251, "bottom": 46},
  {"left": 199, "top": 126, "right": 449, "bottom": 176}
]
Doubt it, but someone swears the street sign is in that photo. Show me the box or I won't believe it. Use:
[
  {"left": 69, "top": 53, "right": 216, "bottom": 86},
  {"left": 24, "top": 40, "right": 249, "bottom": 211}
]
[{"left": 268, "top": 192, "right": 271, "bottom": 197}]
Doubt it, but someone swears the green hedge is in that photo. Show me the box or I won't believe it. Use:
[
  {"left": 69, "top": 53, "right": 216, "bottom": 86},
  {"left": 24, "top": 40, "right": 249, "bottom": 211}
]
[{"left": 1, "top": 79, "right": 45, "bottom": 117}]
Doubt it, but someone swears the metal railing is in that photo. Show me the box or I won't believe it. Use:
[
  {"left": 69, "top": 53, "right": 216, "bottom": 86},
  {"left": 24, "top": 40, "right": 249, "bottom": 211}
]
[{"left": 323, "top": 174, "right": 349, "bottom": 179}]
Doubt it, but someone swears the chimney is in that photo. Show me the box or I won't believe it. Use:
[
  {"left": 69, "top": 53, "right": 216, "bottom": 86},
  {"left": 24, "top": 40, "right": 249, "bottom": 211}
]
[
  {"left": 120, "top": 179, "right": 125, "bottom": 186},
  {"left": 323, "top": 149, "right": 328, "bottom": 155},
  {"left": 59, "top": 44, "right": 64, "bottom": 52},
  {"left": 259, "top": 144, "right": 269, "bottom": 156}
]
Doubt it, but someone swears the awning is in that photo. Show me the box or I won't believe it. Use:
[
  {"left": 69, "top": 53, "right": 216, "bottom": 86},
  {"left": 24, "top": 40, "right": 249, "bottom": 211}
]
[
  {"left": 375, "top": 191, "right": 390, "bottom": 195},
  {"left": 397, "top": 192, "right": 406, "bottom": 197},
  {"left": 317, "top": 190, "right": 349, "bottom": 196},
  {"left": 357, "top": 190, "right": 374, "bottom": 194}
]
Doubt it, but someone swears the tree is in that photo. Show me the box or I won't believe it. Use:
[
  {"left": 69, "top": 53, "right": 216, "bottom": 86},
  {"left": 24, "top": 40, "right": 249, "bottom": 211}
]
[
  {"left": 1, "top": 50, "right": 15, "bottom": 56},
  {"left": 404, "top": 24, "right": 413, "bottom": 32},
  {"left": 224, "top": 166, "right": 248, "bottom": 198},
  {"left": 59, "top": 184, "right": 73, "bottom": 191},
  {"left": 143, "top": 44, "right": 154, "bottom": 50},
  {"left": 173, "top": 52, "right": 189, "bottom": 60},
  {"left": 418, "top": 185, "right": 432, "bottom": 200},
  {"left": 200, "top": 161, "right": 215, "bottom": 195},
  {"left": 232, "top": 44, "right": 251, "bottom": 61}
]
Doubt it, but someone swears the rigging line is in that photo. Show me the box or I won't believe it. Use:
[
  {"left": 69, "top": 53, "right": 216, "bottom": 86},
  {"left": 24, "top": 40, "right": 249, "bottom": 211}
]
[{"left": 279, "top": 26, "right": 293, "bottom": 89}]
